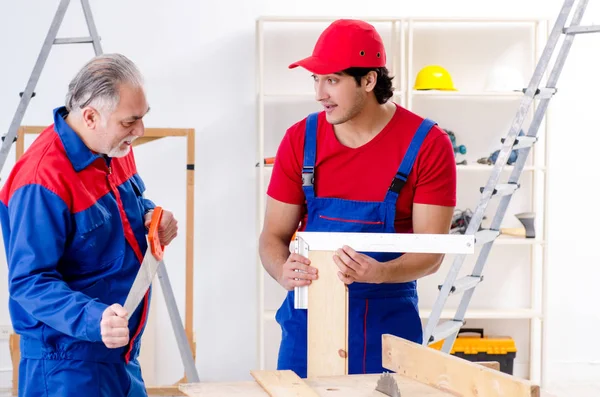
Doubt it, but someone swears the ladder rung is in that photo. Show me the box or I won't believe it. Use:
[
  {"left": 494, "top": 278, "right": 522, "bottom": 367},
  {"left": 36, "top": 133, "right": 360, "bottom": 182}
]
[
  {"left": 475, "top": 229, "right": 500, "bottom": 245},
  {"left": 501, "top": 136, "right": 537, "bottom": 150},
  {"left": 438, "top": 275, "right": 483, "bottom": 295},
  {"left": 564, "top": 25, "right": 600, "bottom": 35},
  {"left": 0, "top": 135, "right": 17, "bottom": 143},
  {"left": 523, "top": 87, "right": 557, "bottom": 99},
  {"left": 479, "top": 183, "right": 519, "bottom": 197},
  {"left": 54, "top": 37, "right": 95, "bottom": 44},
  {"left": 428, "top": 320, "right": 464, "bottom": 344}
]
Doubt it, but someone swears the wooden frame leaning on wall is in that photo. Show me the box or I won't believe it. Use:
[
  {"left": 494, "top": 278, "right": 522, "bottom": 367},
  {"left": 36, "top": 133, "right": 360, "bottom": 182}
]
[{"left": 9, "top": 125, "right": 196, "bottom": 396}]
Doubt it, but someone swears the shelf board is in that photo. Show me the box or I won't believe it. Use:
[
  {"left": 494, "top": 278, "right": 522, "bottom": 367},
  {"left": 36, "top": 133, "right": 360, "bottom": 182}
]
[
  {"left": 258, "top": 16, "right": 401, "bottom": 23},
  {"left": 257, "top": 164, "right": 546, "bottom": 172},
  {"left": 457, "top": 164, "right": 545, "bottom": 172},
  {"left": 262, "top": 90, "right": 405, "bottom": 98},
  {"left": 493, "top": 235, "right": 545, "bottom": 245},
  {"left": 410, "top": 17, "right": 540, "bottom": 23},
  {"left": 419, "top": 308, "right": 541, "bottom": 319},
  {"left": 257, "top": 16, "right": 540, "bottom": 24},
  {"left": 411, "top": 90, "right": 524, "bottom": 99},
  {"left": 262, "top": 308, "right": 541, "bottom": 321},
  {"left": 260, "top": 90, "right": 523, "bottom": 99}
]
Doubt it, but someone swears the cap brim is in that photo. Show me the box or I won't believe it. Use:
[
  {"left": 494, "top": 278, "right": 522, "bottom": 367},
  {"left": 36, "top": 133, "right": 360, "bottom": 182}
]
[{"left": 288, "top": 56, "right": 342, "bottom": 75}]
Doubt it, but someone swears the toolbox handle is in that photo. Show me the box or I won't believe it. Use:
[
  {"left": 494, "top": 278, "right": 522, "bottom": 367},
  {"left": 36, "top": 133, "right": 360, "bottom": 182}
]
[{"left": 458, "top": 328, "right": 484, "bottom": 338}]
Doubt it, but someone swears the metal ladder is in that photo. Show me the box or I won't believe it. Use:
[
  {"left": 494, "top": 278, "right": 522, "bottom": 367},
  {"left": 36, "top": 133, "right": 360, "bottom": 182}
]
[
  {"left": 0, "top": 0, "right": 199, "bottom": 383},
  {"left": 423, "top": 0, "right": 600, "bottom": 352},
  {"left": 0, "top": 0, "right": 102, "bottom": 175}
]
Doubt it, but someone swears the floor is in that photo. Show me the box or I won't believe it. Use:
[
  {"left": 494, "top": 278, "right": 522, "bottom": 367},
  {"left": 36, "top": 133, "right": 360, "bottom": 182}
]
[
  {"left": 0, "top": 391, "right": 180, "bottom": 397},
  {"left": 0, "top": 384, "right": 600, "bottom": 397},
  {"left": 2, "top": 383, "right": 600, "bottom": 396}
]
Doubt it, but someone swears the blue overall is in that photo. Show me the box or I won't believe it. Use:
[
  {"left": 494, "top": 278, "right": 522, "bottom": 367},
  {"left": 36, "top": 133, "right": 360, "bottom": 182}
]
[{"left": 276, "top": 113, "right": 436, "bottom": 377}]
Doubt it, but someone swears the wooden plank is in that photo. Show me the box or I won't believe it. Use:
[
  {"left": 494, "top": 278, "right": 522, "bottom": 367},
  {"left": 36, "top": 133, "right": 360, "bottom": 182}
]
[
  {"left": 20, "top": 125, "right": 189, "bottom": 137},
  {"left": 141, "top": 128, "right": 189, "bottom": 137},
  {"left": 382, "top": 334, "right": 540, "bottom": 397},
  {"left": 307, "top": 250, "right": 348, "bottom": 378},
  {"left": 250, "top": 370, "right": 319, "bottom": 397},
  {"left": 180, "top": 381, "right": 266, "bottom": 397},
  {"left": 179, "top": 374, "right": 558, "bottom": 397},
  {"left": 16, "top": 127, "right": 24, "bottom": 160},
  {"left": 179, "top": 374, "right": 456, "bottom": 396},
  {"left": 185, "top": 129, "right": 195, "bottom": 361},
  {"left": 477, "top": 361, "right": 501, "bottom": 371},
  {"left": 20, "top": 126, "right": 46, "bottom": 134},
  {"left": 11, "top": 126, "right": 198, "bottom": 389},
  {"left": 146, "top": 385, "right": 186, "bottom": 396},
  {"left": 132, "top": 136, "right": 163, "bottom": 147},
  {"left": 296, "top": 232, "right": 474, "bottom": 254},
  {"left": 9, "top": 333, "right": 20, "bottom": 396}
]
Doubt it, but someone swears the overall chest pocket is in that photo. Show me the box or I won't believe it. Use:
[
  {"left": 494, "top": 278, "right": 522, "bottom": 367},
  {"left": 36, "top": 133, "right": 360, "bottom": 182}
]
[{"left": 66, "top": 202, "right": 124, "bottom": 273}]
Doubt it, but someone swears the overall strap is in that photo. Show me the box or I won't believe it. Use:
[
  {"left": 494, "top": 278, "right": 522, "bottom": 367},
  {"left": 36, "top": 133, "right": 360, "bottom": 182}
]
[
  {"left": 385, "top": 118, "right": 437, "bottom": 204},
  {"left": 302, "top": 112, "right": 319, "bottom": 201}
]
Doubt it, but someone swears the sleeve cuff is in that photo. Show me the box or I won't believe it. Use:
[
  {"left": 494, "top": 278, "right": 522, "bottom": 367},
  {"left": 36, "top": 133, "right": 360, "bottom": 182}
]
[
  {"left": 143, "top": 198, "right": 156, "bottom": 214},
  {"left": 85, "top": 301, "right": 109, "bottom": 342}
]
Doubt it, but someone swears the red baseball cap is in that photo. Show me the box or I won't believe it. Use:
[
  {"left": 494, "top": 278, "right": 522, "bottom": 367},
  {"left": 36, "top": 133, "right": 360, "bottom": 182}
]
[{"left": 289, "top": 19, "right": 387, "bottom": 74}]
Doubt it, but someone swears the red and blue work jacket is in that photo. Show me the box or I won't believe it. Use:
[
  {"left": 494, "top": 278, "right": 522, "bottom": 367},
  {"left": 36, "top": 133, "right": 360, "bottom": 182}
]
[{"left": 0, "top": 106, "right": 154, "bottom": 363}]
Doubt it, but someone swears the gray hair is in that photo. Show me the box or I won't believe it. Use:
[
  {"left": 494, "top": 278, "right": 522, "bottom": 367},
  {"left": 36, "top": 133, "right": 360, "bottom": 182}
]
[{"left": 65, "top": 53, "right": 144, "bottom": 116}]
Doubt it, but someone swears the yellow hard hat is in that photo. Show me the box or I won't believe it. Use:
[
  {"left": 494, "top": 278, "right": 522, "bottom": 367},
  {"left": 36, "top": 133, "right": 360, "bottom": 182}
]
[{"left": 414, "top": 65, "right": 457, "bottom": 91}]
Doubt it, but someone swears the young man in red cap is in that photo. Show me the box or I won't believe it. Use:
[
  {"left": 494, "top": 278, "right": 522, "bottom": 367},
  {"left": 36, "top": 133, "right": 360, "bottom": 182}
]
[{"left": 259, "top": 19, "right": 456, "bottom": 377}]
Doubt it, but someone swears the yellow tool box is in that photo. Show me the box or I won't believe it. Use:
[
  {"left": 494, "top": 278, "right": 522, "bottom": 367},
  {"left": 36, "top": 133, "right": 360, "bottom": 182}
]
[{"left": 429, "top": 328, "right": 517, "bottom": 374}]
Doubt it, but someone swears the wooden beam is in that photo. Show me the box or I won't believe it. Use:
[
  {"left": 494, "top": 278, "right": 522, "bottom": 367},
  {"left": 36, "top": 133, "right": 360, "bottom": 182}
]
[
  {"left": 20, "top": 126, "right": 46, "bottom": 134},
  {"left": 146, "top": 385, "right": 187, "bottom": 396},
  {"left": 307, "top": 250, "right": 348, "bottom": 378},
  {"left": 9, "top": 333, "right": 20, "bottom": 396},
  {"left": 16, "top": 128, "right": 24, "bottom": 160},
  {"left": 179, "top": 374, "right": 558, "bottom": 397},
  {"left": 20, "top": 125, "right": 189, "bottom": 138},
  {"left": 132, "top": 136, "right": 163, "bottom": 147},
  {"left": 185, "top": 129, "right": 196, "bottom": 363},
  {"left": 382, "top": 334, "right": 540, "bottom": 397},
  {"left": 477, "top": 361, "right": 501, "bottom": 371},
  {"left": 15, "top": 126, "right": 198, "bottom": 386},
  {"left": 250, "top": 370, "right": 319, "bottom": 397},
  {"left": 179, "top": 373, "right": 459, "bottom": 397}
]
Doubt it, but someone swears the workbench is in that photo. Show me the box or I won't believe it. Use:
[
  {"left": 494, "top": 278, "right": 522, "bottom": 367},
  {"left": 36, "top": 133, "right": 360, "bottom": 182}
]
[
  {"left": 174, "top": 334, "right": 555, "bottom": 397},
  {"left": 179, "top": 373, "right": 463, "bottom": 396},
  {"left": 178, "top": 373, "right": 557, "bottom": 397}
]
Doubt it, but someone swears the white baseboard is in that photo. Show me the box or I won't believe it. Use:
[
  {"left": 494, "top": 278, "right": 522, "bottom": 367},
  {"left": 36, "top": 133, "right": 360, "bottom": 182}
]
[{"left": 545, "top": 362, "right": 600, "bottom": 384}]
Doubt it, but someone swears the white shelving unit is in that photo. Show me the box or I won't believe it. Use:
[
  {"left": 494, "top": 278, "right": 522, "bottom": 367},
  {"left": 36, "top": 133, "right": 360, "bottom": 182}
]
[{"left": 256, "top": 16, "right": 550, "bottom": 384}]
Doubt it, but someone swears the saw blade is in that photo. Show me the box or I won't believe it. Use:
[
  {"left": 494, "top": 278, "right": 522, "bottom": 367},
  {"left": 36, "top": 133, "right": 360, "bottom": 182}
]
[
  {"left": 376, "top": 372, "right": 401, "bottom": 397},
  {"left": 123, "top": 251, "right": 161, "bottom": 320}
]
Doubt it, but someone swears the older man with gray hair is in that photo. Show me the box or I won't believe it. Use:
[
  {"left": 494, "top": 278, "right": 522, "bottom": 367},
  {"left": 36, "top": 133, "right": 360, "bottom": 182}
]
[{"left": 0, "top": 53, "right": 178, "bottom": 396}]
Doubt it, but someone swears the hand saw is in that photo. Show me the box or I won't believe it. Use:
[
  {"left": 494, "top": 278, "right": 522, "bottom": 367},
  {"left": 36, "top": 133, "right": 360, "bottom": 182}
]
[
  {"left": 123, "top": 206, "right": 164, "bottom": 320},
  {"left": 123, "top": 206, "right": 201, "bottom": 382}
]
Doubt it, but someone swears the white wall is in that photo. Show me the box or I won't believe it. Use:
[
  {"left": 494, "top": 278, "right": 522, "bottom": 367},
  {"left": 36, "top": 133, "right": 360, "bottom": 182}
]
[{"left": 0, "top": 0, "right": 599, "bottom": 391}]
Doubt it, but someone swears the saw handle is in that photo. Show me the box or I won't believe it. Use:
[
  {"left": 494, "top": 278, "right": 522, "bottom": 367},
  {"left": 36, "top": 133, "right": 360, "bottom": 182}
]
[{"left": 148, "top": 206, "right": 164, "bottom": 261}]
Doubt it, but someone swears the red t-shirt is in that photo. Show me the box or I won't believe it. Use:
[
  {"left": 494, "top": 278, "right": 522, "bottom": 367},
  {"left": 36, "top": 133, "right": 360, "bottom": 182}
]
[{"left": 267, "top": 103, "right": 457, "bottom": 233}]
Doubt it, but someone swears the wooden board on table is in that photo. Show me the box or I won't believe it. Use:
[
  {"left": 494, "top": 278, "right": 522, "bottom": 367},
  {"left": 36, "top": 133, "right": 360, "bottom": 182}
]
[
  {"left": 307, "top": 250, "right": 348, "bottom": 378},
  {"left": 179, "top": 374, "right": 558, "bottom": 397},
  {"left": 382, "top": 334, "right": 540, "bottom": 397},
  {"left": 179, "top": 373, "right": 456, "bottom": 396},
  {"left": 250, "top": 370, "right": 319, "bottom": 396}
]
